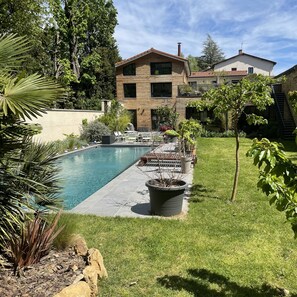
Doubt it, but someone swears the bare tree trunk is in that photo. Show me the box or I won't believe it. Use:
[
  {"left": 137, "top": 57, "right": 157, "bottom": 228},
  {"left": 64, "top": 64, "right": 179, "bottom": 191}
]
[
  {"left": 230, "top": 122, "right": 240, "bottom": 202},
  {"left": 65, "top": 0, "right": 80, "bottom": 79},
  {"left": 54, "top": 29, "right": 61, "bottom": 80}
]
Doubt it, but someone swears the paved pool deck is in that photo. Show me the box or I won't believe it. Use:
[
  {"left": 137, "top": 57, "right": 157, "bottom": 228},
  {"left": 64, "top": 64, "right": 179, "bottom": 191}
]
[{"left": 70, "top": 143, "right": 193, "bottom": 218}]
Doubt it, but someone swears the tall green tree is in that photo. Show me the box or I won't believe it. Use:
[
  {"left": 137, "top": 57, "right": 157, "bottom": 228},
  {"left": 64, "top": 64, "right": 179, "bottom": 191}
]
[
  {"left": 0, "top": 34, "right": 64, "bottom": 249},
  {"left": 197, "top": 34, "right": 225, "bottom": 70},
  {"left": 48, "top": 0, "right": 120, "bottom": 109},
  {"left": 187, "top": 54, "right": 199, "bottom": 72},
  {"left": 188, "top": 74, "right": 274, "bottom": 201},
  {"left": 0, "top": 0, "right": 53, "bottom": 75}
]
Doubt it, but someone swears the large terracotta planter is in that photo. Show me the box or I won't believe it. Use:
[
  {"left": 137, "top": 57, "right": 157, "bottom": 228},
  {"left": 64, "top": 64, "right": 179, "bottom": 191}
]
[{"left": 145, "top": 179, "right": 187, "bottom": 216}]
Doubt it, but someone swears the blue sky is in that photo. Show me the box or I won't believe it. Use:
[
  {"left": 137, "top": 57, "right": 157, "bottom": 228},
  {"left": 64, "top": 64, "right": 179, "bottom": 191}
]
[{"left": 113, "top": 0, "right": 297, "bottom": 75}]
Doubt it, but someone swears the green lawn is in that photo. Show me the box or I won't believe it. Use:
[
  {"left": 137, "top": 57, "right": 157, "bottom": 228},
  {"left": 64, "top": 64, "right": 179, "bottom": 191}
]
[{"left": 65, "top": 138, "right": 297, "bottom": 296}]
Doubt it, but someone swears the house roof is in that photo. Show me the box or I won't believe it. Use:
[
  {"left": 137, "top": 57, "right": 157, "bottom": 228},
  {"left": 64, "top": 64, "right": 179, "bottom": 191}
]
[
  {"left": 190, "top": 70, "right": 247, "bottom": 78},
  {"left": 115, "top": 48, "right": 190, "bottom": 75},
  {"left": 274, "top": 64, "right": 297, "bottom": 78},
  {"left": 212, "top": 51, "right": 277, "bottom": 68}
]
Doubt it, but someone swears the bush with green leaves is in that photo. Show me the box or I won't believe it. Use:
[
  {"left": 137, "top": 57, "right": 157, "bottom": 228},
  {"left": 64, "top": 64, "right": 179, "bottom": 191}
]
[
  {"left": 247, "top": 138, "right": 297, "bottom": 236},
  {"left": 80, "top": 120, "right": 111, "bottom": 142},
  {"left": 98, "top": 99, "right": 131, "bottom": 132},
  {"left": 0, "top": 34, "right": 64, "bottom": 250},
  {"left": 53, "top": 214, "right": 78, "bottom": 250},
  {"left": 155, "top": 106, "right": 179, "bottom": 130}
]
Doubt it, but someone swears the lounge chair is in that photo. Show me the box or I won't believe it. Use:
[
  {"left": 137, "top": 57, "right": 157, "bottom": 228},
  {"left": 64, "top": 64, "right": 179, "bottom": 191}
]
[
  {"left": 114, "top": 131, "right": 125, "bottom": 141},
  {"left": 126, "top": 132, "right": 138, "bottom": 142}
]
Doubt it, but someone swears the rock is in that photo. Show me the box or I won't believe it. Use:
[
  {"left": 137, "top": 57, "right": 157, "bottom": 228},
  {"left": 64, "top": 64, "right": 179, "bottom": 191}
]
[
  {"left": 70, "top": 264, "right": 79, "bottom": 272},
  {"left": 86, "top": 248, "right": 108, "bottom": 279},
  {"left": 71, "top": 234, "right": 88, "bottom": 256},
  {"left": 83, "top": 265, "right": 98, "bottom": 297},
  {"left": 53, "top": 281, "right": 91, "bottom": 297},
  {"left": 73, "top": 274, "right": 85, "bottom": 284}
]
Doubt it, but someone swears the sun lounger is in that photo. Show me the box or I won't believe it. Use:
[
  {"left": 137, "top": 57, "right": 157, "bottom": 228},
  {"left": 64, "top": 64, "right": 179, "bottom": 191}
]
[{"left": 126, "top": 132, "right": 138, "bottom": 142}]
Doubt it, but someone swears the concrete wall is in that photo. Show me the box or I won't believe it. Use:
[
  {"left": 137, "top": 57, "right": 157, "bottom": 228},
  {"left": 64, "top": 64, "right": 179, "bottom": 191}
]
[{"left": 26, "top": 109, "right": 103, "bottom": 142}]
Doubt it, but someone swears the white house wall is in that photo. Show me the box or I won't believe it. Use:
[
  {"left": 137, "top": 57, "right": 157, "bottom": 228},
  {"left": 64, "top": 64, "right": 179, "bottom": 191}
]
[{"left": 214, "top": 55, "right": 274, "bottom": 75}]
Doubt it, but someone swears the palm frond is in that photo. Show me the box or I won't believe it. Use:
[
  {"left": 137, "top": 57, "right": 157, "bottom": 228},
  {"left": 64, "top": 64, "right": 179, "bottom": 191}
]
[
  {"left": 0, "top": 34, "right": 30, "bottom": 71},
  {"left": 1, "top": 74, "right": 65, "bottom": 119}
]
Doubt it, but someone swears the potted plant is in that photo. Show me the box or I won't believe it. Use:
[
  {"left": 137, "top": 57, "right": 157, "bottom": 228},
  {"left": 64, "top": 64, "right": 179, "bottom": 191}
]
[
  {"left": 145, "top": 177, "right": 187, "bottom": 217},
  {"left": 177, "top": 119, "right": 201, "bottom": 173},
  {"left": 138, "top": 154, "right": 187, "bottom": 217},
  {"left": 164, "top": 129, "right": 179, "bottom": 143}
]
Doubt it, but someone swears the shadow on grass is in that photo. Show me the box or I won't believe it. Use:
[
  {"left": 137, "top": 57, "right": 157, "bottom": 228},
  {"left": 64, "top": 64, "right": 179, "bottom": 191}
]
[
  {"left": 157, "top": 268, "right": 295, "bottom": 297},
  {"left": 190, "top": 184, "right": 220, "bottom": 203},
  {"left": 278, "top": 140, "right": 297, "bottom": 162},
  {"left": 279, "top": 140, "right": 297, "bottom": 152}
]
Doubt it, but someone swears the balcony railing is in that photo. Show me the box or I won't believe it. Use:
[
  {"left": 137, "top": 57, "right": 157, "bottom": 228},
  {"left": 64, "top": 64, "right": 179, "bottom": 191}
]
[{"left": 177, "top": 84, "right": 217, "bottom": 97}]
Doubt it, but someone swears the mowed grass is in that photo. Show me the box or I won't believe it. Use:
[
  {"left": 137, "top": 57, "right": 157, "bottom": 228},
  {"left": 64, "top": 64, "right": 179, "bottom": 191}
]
[{"left": 65, "top": 138, "right": 297, "bottom": 296}]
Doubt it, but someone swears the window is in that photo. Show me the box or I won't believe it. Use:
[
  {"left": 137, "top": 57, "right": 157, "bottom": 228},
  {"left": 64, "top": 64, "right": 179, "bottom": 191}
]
[
  {"left": 231, "top": 67, "right": 237, "bottom": 71},
  {"left": 248, "top": 67, "right": 254, "bottom": 74},
  {"left": 150, "top": 62, "right": 172, "bottom": 75},
  {"left": 151, "top": 83, "right": 172, "bottom": 97},
  {"left": 123, "top": 63, "right": 136, "bottom": 76},
  {"left": 124, "top": 84, "right": 136, "bottom": 98}
]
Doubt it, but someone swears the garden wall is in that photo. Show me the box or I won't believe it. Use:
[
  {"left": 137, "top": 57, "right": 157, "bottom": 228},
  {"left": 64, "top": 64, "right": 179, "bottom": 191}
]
[{"left": 26, "top": 109, "right": 103, "bottom": 142}]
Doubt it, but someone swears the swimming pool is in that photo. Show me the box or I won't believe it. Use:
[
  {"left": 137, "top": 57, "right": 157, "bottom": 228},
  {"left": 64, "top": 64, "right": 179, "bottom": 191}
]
[{"left": 57, "top": 146, "right": 151, "bottom": 209}]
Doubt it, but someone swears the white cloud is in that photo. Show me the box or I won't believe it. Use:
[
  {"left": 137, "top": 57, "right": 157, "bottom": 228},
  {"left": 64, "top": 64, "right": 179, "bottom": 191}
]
[{"left": 113, "top": 0, "right": 297, "bottom": 74}]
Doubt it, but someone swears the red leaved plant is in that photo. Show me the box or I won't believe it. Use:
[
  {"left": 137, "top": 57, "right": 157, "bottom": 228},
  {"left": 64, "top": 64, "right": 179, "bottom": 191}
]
[{"left": 8, "top": 211, "right": 64, "bottom": 274}]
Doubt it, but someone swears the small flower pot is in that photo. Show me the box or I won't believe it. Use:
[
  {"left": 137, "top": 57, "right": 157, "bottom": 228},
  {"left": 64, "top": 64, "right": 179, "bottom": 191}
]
[
  {"left": 180, "top": 156, "right": 192, "bottom": 174},
  {"left": 145, "top": 179, "right": 187, "bottom": 216}
]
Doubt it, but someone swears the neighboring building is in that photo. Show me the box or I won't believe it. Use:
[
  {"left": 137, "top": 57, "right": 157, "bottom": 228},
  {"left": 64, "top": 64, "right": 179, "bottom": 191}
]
[
  {"left": 213, "top": 49, "right": 276, "bottom": 76},
  {"left": 115, "top": 46, "right": 276, "bottom": 131},
  {"left": 273, "top": 65, "right": 297, "bottom": 138},
  {"left": 275, "top": 64, "right": 297, "bottom": 94},
  {"left": 188, "top": 70, "right": 247, "bottom": 93}
]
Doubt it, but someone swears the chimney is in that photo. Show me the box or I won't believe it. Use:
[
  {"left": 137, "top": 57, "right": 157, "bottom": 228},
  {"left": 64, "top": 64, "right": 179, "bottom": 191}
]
[
  {"left": 239, "top": 49, "right": 243, "bottom": 55},
  {"left": 177, "top": 42, "right": 181, "bottom": 56}
]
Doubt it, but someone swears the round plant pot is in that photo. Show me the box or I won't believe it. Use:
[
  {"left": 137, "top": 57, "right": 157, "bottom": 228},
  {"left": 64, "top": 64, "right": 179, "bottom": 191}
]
[
  {"left": 145, "top": 179, "right": 187, "bottom": 216},
  {"left": 180, "top": 156, "right": 192, "bottom": 174}
]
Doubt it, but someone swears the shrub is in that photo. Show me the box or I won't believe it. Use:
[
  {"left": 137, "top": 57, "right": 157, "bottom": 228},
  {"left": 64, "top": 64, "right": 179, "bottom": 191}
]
[
  {"left": 80, "top": 120, "right": 111, "bottom": 142},
  {"left": 53, "top": 214, "right": 77, "bottom": 250},
  {"left": 52, "top": 134, "right": 88, "bottom": 154},
  {"left": 200, "top": 129, "right": 246, "bottom": 138},
  {"left": 63, "top": 133, "right": 87, "bottom": 151},
  {"left": 8, "top": 211, "right": 63, "bottom": 274},
  {"left": 98, "top": 99, "right": 132, "bottom": 132}
]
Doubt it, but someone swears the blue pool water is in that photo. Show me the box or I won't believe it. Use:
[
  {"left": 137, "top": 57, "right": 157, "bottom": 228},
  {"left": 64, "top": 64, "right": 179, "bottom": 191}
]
[{"left": 57, "top": 146, "right": 150, "bottom": 209}]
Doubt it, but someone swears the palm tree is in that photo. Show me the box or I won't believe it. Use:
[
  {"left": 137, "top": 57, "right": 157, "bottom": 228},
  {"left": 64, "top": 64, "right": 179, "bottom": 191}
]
[{"left": 0, "top": 34, "right": 64, "bottom": 249}]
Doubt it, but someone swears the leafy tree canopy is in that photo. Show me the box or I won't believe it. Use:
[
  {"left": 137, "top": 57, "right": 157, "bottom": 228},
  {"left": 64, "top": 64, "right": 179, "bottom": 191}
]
[
  {"left": 187, "top": 34, "right": 225, "bottom": 71},
  {"left": 0, "top": 0, "right": 120, "bottom": 110},
  {"left": 188, "top": 74, "right": 275, "bottom": 201}
]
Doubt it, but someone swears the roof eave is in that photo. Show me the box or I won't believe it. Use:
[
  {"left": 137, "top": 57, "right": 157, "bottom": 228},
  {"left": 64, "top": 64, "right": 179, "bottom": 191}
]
[{"left": 115, "top": 48, "right": 188, "bottom": 68}]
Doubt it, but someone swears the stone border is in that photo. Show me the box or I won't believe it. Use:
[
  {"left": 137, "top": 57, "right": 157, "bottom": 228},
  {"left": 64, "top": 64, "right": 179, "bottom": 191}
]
[{"left": 54, "top": 235, "right": 107, "bottom": 297}]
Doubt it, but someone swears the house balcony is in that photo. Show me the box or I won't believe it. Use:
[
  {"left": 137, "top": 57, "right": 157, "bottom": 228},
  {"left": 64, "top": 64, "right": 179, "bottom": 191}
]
[{"left": 177, "top": 83, "right": 217, "bottom": 97}]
